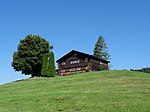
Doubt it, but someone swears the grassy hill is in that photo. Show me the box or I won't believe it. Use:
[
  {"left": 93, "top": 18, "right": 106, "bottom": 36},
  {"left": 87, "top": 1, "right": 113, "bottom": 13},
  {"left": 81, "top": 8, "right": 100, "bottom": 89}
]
[{"left": 0, "top": 70, "right": 150, "bottom": 112}]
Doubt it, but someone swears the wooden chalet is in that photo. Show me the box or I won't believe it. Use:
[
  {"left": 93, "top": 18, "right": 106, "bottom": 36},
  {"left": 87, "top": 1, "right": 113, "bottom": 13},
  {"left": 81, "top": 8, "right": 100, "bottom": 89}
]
[{"left": 56, "top": 50, "right": 110, "bottom": 76}]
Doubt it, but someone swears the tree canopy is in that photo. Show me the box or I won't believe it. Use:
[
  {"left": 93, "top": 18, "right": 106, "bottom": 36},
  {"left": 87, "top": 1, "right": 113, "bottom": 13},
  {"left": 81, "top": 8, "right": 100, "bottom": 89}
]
[
  {"left": 12, "top": 34, "right": 53, "bottom": 77},
  {"left": 130, "top": 67, "right": 150, "bottom": 74},
  {"left": 93, "top": 35, "right": 110, "bottom": 60}
]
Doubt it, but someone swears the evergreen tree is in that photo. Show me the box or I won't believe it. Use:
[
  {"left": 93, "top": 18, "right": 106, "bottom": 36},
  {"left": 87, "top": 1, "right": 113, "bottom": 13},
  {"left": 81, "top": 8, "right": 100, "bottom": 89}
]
[
  {"left": 41, "top": 52, "right": 55, "bottom": 77},
  {"left": 93, "top": 35, "right": 110, "bottom": 60},
  {"left": 12, "top": 34, "right": 53, "bottom": 77}
]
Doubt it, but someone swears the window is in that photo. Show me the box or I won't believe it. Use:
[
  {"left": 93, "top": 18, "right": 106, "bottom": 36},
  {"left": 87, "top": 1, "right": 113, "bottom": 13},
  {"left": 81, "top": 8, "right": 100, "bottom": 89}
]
[
  {"left": 69, "top": 68, "right": 76, "bottom": 72},
  {"left": 85, "top": 58, "right": 88, "bottom": 62},
  {"left": 61, "top": 69, "right": 65, "bottom": 72},
  {"left": 61, "top": 62, "right": 66, "bottom": 65},
  {"left": 68, "top": 67, "right": 81, "bottom": 72},
  {"left": 76, "top": 67, "right": 81, "bottom": 71},
  {"left": 73, "top": 53, "right": 77, "bottom": 56},
  {"left": 70, "top": 60, "right": 80, "bottom": 64}
]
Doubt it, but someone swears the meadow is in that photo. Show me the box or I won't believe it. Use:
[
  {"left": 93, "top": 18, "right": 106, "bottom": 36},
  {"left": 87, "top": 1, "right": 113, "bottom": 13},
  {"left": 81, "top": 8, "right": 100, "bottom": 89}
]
[{"left": 0, "top": 70, "right": 149, "bottom": 112}]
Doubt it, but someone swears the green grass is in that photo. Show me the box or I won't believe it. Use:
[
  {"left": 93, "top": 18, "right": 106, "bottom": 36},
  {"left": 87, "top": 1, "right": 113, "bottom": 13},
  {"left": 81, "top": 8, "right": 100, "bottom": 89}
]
[{"left": 0, "top": 70, "right": 150, "bottom": 112}]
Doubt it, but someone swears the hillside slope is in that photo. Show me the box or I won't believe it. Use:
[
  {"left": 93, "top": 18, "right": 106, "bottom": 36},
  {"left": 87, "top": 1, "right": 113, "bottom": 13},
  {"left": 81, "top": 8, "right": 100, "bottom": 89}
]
[{"left": 0, "top": 70, "right": 150, "bottom": 112}]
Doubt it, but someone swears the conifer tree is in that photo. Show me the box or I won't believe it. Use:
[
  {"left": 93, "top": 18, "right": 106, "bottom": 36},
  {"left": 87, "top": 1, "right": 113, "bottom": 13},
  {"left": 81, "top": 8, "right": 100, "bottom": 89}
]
[
  {"left": 41, "top": 52, "right": 55, "bottom": 77},
  {"left": 93, "top": 35, "right": 110, "bottom": 60}
]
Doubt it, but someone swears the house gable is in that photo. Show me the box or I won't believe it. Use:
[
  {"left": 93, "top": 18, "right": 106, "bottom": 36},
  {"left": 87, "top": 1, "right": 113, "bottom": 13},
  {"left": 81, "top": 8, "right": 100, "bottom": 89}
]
[{"left": 56, "top": 50, "right": 89, "bottom": 63}]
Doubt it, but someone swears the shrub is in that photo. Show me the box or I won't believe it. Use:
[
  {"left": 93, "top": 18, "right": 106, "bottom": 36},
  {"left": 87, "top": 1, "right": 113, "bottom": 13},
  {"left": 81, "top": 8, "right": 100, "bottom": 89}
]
[{"left": 96, "top": 65, "right": 108, "bottom": 71}]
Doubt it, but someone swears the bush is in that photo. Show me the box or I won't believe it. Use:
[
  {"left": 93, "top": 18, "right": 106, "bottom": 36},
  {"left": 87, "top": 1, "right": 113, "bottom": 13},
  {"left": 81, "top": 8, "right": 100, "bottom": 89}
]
[
  {"left": 96, "top": 65, "right": 108, "bottom": 71},
  {"left": 130, "top": 67, "right": 150, "bottom": 74},
  {"left": 41, "top": 52, "right": 55, "bottom": 77}
]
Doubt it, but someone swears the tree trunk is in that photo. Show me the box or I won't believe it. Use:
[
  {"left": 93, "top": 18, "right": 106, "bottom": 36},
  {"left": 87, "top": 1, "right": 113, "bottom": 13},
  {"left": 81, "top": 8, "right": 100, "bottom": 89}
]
[{"left": 31, "top": 64, "right": 42, "bottom": 77}]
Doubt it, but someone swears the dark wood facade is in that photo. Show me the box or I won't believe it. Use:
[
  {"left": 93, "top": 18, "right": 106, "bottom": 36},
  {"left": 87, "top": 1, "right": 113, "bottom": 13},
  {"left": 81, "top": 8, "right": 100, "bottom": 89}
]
[{"left": 56, "top": 50, "right": 110, "bottom": 76}]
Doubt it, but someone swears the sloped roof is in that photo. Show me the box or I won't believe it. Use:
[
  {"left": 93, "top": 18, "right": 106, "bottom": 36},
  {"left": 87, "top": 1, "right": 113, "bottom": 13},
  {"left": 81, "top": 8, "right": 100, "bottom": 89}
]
[{"left": 56, "top": 50, "right": 110, "bottom": 63}]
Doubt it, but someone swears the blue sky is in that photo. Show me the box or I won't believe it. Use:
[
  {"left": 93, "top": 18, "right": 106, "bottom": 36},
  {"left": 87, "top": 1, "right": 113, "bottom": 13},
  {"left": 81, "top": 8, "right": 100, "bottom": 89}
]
[{"left": 0, "top": 0, "right": 150, "bottom": 84}]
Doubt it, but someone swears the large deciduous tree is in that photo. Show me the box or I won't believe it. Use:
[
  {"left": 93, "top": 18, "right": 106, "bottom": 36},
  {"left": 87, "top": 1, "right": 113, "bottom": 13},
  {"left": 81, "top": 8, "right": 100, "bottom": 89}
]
[
  {"left": 93, "top": 35, "right": 110, "bottom": 60},
  {"left": 12, "top": 34, "right": 53, "bottom": 77}
]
